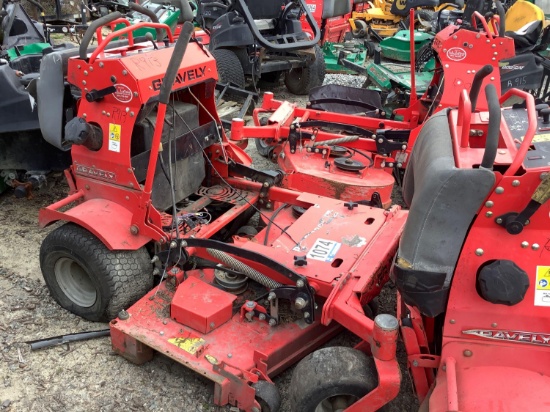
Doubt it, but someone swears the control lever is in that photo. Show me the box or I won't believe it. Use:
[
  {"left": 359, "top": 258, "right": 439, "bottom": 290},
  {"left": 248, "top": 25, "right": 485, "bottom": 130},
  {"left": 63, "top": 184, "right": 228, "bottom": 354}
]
[{"left": 496, "top": 174, "right": 550, "bottom": 234}]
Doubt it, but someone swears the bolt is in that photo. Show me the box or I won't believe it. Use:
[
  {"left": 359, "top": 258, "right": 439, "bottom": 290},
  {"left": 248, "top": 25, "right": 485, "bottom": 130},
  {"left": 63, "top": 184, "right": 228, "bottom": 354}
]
[
  {"left": 303, "top": 312, "right": 310, "bottom": 318},
  {"left": 521, "top": 241, "right": 529, "bottom": 248},
  {"left": 133, "top": 91, "right": 138, "bottom": 97},
  {"left": 533, "top": 243, "right": 540, "bottom": 251},
  {"left": 296, "top": 279, "right": 305, "bottom": 288},
  {"left": 295, "top": 297, "right": 307, "bottom": 309},
  {"left": 512, "top": 180, "right": 520, "bottom": 187},
  {"left": 263, "top": 181, "right": 269, "bottom": 187},
  {"left": 485, "top": 201, "right": 494, "bottom": 208},
  {"left": 83, "top": 70, "right": 88, "bottom": 76},
  {"left": 163, "top": 320, "right": 168, "bottom": 325},
  {"left": 491, "top": 322, "right": 497, "bottom": 328},
  {"left": 85, "top": 184, "right": 90, "bottom": 190},
  {"left": 450, "top": 319, "right": 456, "bottom": 324},
  {"left": 401, "top": 145, "right": 407, "bottom": 150},
  {"left": 463, "top": 350, "right": 473, "bottom": 357},
  {"left": 268, "top": 319, "right": 277, "bottom": 327},
  {"left": 82, "top": 80, "right": 86, "bottom": 85},
  {"left": 475, "top": 248, "right": 484, "bottom": 256},
  {"left": 495, "top": 187, "right": 504, "bottom": 194},
  {"left": 160, "top": 331, "right": 164, "bottom": 336},
  {"left": 170, "top": 240, "right": 178, "bottom": 248},
  {"left": 496, "top": 218, "right": 503, "bottom": 224},
  {"left": 227, "top": 353, "right": 232, "bottom": 358},
  {"left": 99, "top": 62, "right": 104, "bottom": 68},
  {"left": 130, "top": 225, "right": 139, "bottom": 235},
  {"left": 246, "top": 301, "right": 255, "bottom": 308},
  {"left": 485, "top": 211, "right": 493, "bottom": 217},
  {"left": 118, "top": 309, "right": 130, "bottom": 320},
  {"left": 210, "top": 322, "right": 215, "bottom": 329},
  {"left": 266, "top": 202, "right": 272, "bottom": 209},
  {"left": 412, "top": 360, "right": 419, "bottom": 367},
  {"left": 130, "top": 112, "right": 135, "bottom": 117},
  {"left": 122, "top": 70, "right": 128, "bottom": 76},
  {"left": 258, "top": 313, "right": 266, "bottom": 321},
  {"left": 267, "top": 292, "right": 277, "bottom": 301},
  {"left": 378, "top": 138, "right": 384, "bottom": 143}
]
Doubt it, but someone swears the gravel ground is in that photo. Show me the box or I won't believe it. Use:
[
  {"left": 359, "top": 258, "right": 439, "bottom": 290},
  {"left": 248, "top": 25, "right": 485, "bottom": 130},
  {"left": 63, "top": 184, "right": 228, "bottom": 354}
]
[{"left": 0, "top": 75, "right": 418, "bottom": 412}]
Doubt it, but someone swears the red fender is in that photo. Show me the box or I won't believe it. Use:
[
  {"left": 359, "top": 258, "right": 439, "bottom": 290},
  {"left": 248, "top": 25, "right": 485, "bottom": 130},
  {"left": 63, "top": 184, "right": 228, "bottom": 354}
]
[{"left": 39, "top": 195, "right": 151, "bottom": 250}]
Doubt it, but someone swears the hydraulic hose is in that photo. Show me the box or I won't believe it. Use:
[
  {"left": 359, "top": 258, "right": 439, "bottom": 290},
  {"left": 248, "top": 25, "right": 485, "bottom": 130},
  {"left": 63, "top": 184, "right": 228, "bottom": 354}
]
[{"left": 481, "top": 83, "right": 500, "bottom": 169}]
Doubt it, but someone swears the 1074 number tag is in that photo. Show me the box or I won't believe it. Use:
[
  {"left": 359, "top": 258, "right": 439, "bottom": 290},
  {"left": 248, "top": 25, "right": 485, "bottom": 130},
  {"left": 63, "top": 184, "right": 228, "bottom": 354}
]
[{"left": 307, "top": 238, "right": 341, "bottom": 262}]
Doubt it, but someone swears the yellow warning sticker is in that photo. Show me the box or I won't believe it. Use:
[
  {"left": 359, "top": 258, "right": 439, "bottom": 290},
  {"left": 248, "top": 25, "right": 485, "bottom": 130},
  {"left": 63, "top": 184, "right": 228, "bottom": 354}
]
[
  {"left": 168, "top": 337, "right": 205, "bottom": 355},
  {"left": 108, "top": 123, "right": 121, "bottom": 152},
  {"left": 534, "top": 266, "right": 550, "bottom": 307}
]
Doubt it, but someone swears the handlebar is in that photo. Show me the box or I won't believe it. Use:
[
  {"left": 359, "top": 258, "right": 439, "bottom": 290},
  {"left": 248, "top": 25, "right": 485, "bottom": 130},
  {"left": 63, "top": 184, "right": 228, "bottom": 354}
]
[
  {"left": 80, "top": 11, "right": 123, "bottom": 60},
  {"left": 471, "top": 10, "right": 500, "bottom": 39},
  {"left": 128, "top": 2, "right": 163, "bottom": 41},
  {"left": 500, "top": 89, "right": 537, "bottom": 176},
  {"left": 235, "top": 0, "right": 320, "bottom": 52},
  {"left": 481, "top": 84, "right": 500, "bottom": 169},
  {"left": 88, "top": 20, "right": 174, "bottom": 64},
  {"left": 469, "top": 65, "right": 493, "bottom": 112}
]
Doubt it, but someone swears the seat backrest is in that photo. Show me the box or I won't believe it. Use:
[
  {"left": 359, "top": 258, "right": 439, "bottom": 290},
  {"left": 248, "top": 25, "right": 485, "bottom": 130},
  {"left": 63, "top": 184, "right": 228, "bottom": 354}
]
[
  {"left": 505, "top": 0, "right": 544, "bottom": 32},
  {"left": 393, "top": 111, "right": 496, "bottom": 317},
  {"left": 322, "top": 0, "right": 352, "bottom": 19},
  {"left": 38, "top": 40, "right": 129, "bottom": 151},
  {"left": 240, "top": 0, "right": 285, "bottom": 20}
]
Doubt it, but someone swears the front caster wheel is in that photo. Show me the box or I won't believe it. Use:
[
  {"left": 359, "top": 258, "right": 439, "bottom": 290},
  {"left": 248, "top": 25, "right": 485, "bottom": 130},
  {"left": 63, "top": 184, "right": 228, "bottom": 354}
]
[{"left": 290, "top": 346, "right": 378, "bottom": 412}]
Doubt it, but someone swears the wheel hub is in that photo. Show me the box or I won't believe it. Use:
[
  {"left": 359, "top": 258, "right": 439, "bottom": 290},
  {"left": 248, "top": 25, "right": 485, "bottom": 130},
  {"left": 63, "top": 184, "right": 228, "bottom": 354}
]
[{"left": 54, "top": 257, "right": 97, "bottom": 307}]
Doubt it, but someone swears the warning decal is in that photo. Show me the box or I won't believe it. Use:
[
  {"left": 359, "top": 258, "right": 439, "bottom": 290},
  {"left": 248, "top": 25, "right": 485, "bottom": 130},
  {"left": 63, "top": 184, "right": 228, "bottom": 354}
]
[
  {"left": 535, "top": 266, "right": 550, "bottom": 307},
  {"left": 108, "top": 123, "right": 121, "bottom": 152}
]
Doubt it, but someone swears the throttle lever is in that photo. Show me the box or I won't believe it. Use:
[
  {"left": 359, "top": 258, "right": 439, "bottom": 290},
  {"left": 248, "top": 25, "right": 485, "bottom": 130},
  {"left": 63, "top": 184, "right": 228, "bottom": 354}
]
[
  {"left": 85, "top": 85, "right": 116, "bottom": 102},
  {"left": 496, "top": 174, "right": 550, "bottom": 234}
]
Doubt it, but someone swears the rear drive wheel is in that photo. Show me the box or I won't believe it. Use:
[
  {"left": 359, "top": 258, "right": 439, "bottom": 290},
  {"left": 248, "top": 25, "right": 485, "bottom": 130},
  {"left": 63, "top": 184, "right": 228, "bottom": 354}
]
[
  {"left": 40, "top": 223, "right": 153, "bottom": 322},
  {"left": 284, "top": 45, "right": 325, "bottom": 95},
  {"left": 211, "top": 48, "right": 245, "bottom": 89},
  {"left": 290, "top": 346, "right": 378, "bottom": 412}
]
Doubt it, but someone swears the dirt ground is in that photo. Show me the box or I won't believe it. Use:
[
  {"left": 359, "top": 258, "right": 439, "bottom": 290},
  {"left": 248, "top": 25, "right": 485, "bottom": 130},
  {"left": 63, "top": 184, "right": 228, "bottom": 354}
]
[{"left": 0, "top": 84, "right": 418, "bottom": 412}]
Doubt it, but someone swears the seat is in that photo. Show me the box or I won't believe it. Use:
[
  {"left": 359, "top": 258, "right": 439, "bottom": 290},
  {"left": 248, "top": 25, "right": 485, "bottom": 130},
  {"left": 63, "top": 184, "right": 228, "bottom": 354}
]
[
  {"left": 392, "top": 111, "right": 496, "bottom": 317},
  {"left": 505, "top": 0, "right": 544, "bottom": 32},
  {"left": 322, "top": 0, "right": 352, "bottom": 19}
]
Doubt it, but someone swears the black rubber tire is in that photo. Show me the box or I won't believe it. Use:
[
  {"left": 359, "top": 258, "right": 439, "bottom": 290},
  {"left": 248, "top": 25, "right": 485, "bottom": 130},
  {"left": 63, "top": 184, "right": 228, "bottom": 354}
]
[
  {"left": 255, "top": 138, "right": 273, "bottom": 157},
  {"left": 211, "top": 48, "right": 245, "bottom": 89},
  {"left": 415, "top": 42, "right": 434, "bottom": 72},
  {"left": 40, "top": 223, "right": 153, "bottom": 322},
  {"left": 253, "top": 380, "right": 281, "bottom": 412},
  {"left": 284, "top": 45, "right": 325, "bottom": 95},
  {"left": 403, "top": 10, "right": 436, "bottom": 30},
  {"left": 290, "top": 346, "right": 378, "bottom": 412}
]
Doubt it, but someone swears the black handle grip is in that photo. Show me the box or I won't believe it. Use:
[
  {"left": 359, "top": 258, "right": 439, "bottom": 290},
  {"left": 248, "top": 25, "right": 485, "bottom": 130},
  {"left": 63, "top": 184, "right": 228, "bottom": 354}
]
[
  {"left": 158, "top": 21, "right": 194, "bottom": 104},
  {"left": 495, "top": 0, "right": 505, "bottom": 37},
  {"left": 128, "top": 2, "right": 164, "bottom": 41},
  {"left": 481, "top": 83, "right": 500, "bottom": 169},
  {"left": 80, "top": 11, "right": 123, "bottom": 60},
  {"left": 178, "top": 0, "right": 194, "bottom": 23},
  {"left": 469, "top": 64, "right": 493, "bottom": 112},
  {"left": 86, "top": 86, "right": 117, "bottom": 102}
]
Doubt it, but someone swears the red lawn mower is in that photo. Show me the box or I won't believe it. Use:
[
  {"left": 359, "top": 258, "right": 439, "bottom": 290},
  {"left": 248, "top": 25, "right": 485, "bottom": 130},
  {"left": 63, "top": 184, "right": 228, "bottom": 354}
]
[
  {"left": 287, "top": 81, "right": 550, "bottom": 410},
  {"left": 38, "top": 12, "right": 408, "bottom": 412},
  {"left": 230, "top": 9, "right": 514, "bottom": 209}
]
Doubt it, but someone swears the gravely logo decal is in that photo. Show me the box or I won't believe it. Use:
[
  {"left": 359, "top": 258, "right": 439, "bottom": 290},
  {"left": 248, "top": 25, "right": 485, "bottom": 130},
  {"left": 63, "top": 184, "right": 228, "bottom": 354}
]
[
  {"left": 75, "top": 164, "right": 116, "bottom": 181},
  {"left": 113, "top": 84, "right": 132, "bottom": 103},
  {"left": 463, "top": 329, "right": 550, "bottom": 346},
  {"left": 151, "top": 65, "right": 207, "bottom": 91},
  {"left": 446, "top": 47, "right": 466, "bottom": 62}
]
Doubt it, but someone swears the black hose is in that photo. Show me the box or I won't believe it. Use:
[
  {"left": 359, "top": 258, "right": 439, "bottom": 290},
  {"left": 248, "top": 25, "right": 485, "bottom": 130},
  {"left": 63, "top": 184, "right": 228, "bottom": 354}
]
[
  {"left": 79, "top": 11, "right": 122, "bottom": 60},
  {"left": 264, "top": 203, "right": 289, "bottom": 245},
  {"left": 159, "top": 21, "right": 194, "bottom": 105},
  {"left": 481, "top": 83, "right": 500, "bottom": 169},
  {"left": 469, "top": 64, "right": 493, "bottom": 112},
  {"left": 495, "top": 0, "right": 506, "bottom": 37},
  {"left": 128, "top": 2, "right": 163, "bottom": 41}
]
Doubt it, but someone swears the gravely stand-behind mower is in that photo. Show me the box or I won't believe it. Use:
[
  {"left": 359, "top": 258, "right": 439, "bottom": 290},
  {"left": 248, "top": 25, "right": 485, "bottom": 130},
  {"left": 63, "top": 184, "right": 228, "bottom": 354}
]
[
  {"left": 289, "top": 84, "right": 550, "bottom": 410},
  {"left": 38, "top": 13, "right": 408, "bottom": 412}
]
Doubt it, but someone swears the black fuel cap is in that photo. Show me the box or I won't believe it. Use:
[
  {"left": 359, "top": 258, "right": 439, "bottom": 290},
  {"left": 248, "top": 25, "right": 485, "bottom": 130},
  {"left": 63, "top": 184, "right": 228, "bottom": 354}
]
[{"left": 477, "top": 260, "right": 529, "bottom": 306}]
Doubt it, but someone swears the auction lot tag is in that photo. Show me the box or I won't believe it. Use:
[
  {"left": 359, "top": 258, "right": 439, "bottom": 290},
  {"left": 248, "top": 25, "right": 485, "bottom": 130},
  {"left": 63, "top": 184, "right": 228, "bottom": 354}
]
[
  {"left": 535, "top": 266, "right": 550, "bottom": 307},
  {"left": 307, "top": 238, "right": 341, "bottom": 262},
  {"left": 109, "top": 123, "right": 121, "bottom": 152}
]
